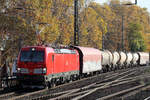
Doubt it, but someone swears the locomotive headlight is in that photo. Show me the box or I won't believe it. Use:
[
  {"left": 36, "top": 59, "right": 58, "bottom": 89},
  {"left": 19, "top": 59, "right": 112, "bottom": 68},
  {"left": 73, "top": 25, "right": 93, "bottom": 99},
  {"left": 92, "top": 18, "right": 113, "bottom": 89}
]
[
  {"left": 42, "top": 68, "right": 47, "bottom": 74},
  {"left": 17, "top": 68, "right": 29, "bottom": 73},
  {"left": 17, "top": 68, "right": 21, "bottom": 72}
]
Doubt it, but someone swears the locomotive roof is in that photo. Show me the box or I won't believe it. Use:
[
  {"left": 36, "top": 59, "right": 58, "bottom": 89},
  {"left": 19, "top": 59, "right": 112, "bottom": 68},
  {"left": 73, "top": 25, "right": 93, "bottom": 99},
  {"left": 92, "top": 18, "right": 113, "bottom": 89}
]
[{"left": 21, "top": 46, "right": 77, "bottom": 54}]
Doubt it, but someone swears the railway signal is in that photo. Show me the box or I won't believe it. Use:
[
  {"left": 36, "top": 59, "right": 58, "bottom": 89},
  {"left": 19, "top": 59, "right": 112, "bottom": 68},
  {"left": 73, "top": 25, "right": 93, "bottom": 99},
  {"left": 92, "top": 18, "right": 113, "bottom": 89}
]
[{"left": 135, "top": 0, "right": 137, "bottom": 4}]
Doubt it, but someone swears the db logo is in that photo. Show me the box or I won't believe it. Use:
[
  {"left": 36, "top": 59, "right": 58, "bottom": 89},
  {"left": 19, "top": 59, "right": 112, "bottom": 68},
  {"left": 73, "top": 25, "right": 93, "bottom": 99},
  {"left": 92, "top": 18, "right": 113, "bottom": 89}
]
[{"left": 30, "top": 70, "right": 33, "bottom": 73}]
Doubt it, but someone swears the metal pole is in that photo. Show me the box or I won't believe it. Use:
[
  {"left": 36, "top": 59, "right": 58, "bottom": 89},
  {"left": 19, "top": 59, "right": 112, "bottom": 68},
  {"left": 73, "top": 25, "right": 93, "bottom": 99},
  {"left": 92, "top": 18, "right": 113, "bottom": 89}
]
[
  {"left": 74, "top": 0, "right": 79, "bottom": 46},
  {"left": 122, "top": 15, "right": 124, "bottom": 51},
  {"left": 102, "top": 33, "right": 104, "bottom": 49},
  {"left": 18, "top": 35, "right": 22, "bottom": 51},
  {"left": 121, "top": 0, "right": 137, "bottom": 51},
  {"left": 149, "top": 52, "right": 150, "bottom": 65},
  {"left": 135, "top": 0, "right": 137, "bottom": 4}
]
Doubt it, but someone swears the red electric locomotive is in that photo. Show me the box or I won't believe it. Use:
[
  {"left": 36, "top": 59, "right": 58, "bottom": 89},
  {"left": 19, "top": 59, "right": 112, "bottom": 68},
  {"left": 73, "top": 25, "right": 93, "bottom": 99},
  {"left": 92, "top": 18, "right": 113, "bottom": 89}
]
[{"left": 17, "top": 46, "right": 80, "bottom": 88}]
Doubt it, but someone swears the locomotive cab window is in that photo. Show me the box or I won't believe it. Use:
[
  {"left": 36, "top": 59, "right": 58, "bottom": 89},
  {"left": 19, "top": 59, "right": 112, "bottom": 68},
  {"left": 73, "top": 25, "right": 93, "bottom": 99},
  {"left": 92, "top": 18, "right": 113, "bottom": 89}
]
[{"left": 20, "top": 50, "right": 45, "bottom": 62}]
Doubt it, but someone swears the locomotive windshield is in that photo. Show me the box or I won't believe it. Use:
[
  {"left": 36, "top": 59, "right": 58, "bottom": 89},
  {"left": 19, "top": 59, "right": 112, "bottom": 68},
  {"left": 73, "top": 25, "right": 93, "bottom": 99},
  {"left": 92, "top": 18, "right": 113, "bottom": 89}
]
[{"left": 20, "top": 50, "right": 44, "bottom": 62}]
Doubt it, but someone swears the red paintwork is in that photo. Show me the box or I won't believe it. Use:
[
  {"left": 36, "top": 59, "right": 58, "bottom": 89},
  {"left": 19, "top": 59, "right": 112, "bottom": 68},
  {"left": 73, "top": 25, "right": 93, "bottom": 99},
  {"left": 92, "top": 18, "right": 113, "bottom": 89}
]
[
  {"left": 47, "top": 51, "right": 79, "bottom": 75},
  {"left": 17, "top": 46, "right": 80, "bottom": 76}
]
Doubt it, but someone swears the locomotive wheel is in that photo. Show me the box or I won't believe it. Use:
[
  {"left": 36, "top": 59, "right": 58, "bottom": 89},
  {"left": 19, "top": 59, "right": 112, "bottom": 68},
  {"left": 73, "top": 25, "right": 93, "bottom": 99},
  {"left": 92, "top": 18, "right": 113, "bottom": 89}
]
[
  {"left": 49, "top": 80, "right": 56, "bottom": 88},
  {"left": 51, "top": 82, "right": 56, "bottom": 88},
  {"left": 18, "top": 82, "right": 23, "bottom": 89},
  {"left": 68, "top": 79, "right": 72, "bottom": 83},
  {"left": 45, "top": 82, "right": 50, "bottom": 89}
]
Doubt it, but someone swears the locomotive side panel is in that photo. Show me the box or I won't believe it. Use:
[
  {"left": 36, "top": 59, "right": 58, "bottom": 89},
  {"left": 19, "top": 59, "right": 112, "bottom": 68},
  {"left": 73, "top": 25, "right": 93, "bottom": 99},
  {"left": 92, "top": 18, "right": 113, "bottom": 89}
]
[
  {"left": 63, "top": 52, "right": 79, "bottom": 73},
  {"left": 53, "top": 54, "right": 65, "bottom": 74},
  {"left": 52, "top": 50, "right": 79, "bottom": 75}
]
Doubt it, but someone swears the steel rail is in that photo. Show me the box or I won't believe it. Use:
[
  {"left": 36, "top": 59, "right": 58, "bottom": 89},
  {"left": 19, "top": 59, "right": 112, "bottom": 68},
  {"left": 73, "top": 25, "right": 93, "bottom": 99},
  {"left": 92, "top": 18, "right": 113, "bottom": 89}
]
[
  {"left": 6, "top": 66, "right": 149, "bottom": 100},
  {"left": 97, "top": 84, "right": 145, "bottom": 100}
]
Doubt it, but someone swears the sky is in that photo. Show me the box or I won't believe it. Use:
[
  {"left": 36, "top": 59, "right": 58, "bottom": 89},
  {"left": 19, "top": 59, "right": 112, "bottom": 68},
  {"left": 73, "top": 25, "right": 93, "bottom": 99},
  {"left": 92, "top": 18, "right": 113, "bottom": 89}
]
[{"left": 94, "top": 0, "right": 150, "bottom": 13}]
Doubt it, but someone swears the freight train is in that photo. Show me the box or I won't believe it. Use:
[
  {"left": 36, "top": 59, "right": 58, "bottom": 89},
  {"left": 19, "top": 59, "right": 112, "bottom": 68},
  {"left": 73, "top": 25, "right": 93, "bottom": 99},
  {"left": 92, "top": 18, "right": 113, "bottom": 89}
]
[
  {"left": 15, "top": 45, "right": 150, "bottom": 88},
  {"left": 0, "top": 59, "right": 18, "bottom": 89}
]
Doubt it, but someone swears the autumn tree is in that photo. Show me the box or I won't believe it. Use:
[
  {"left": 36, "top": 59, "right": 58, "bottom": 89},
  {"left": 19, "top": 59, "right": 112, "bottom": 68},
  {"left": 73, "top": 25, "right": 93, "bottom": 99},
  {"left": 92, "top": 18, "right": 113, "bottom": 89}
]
[
  {"left": 107, "top": 0, "right": 150, "bottom": 51},
  {"left": 1, "top": 0, "right": 150, "bottom": 67},
  {"left": 0, "top": 0, "right": 36, "bottom": 66},
  {"left": 128, "top": 22, "right": 146, "bottom": 52},
  {"left": 79, "top": 2, "right": 108, "bottom": 49}
]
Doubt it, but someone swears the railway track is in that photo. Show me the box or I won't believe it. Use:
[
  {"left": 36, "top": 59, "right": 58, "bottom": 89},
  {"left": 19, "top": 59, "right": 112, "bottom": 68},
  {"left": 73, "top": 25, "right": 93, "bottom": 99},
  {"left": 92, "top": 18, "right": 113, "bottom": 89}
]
[
  {"left": 48, "top": 68, "right": 146, "bottom": 100},
  {"left": 0, "top": 88, "right": 42, "bottom": 100},
  {"left": 0, "top": 91, "right": 22, "bottom": 100},
  {"left": 1, "top": 66, "right": 150, "bottom": 100}
]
